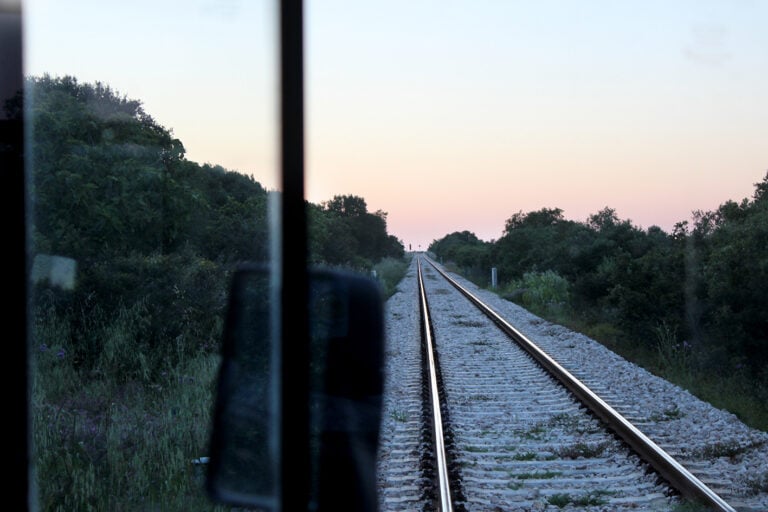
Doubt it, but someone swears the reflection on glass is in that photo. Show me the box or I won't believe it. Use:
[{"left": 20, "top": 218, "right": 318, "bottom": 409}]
[
  {"left": 206, "top": 266, "right": 384, "bottom": 511},
  {"left": 25, "top": 1, "right": 277, "bottom": 509},
  {"left": 207, "top": 266, "right": 277, "bottom": 508}
]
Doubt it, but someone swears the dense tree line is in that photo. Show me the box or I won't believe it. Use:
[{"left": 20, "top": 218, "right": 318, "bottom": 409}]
[
  {"left": 429, "top": 176, "right": 768, "bottom": 386},
  {"left": 25, "top": 75, "right": 403, "bottom": 376},
  {"left": 309, "top": 194, "right": 404, "bottom": 268}
]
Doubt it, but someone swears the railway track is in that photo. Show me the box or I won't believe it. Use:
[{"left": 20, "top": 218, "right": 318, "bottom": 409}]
[{"left": 377, "top": 255, "right": 768, "bottom": 511}]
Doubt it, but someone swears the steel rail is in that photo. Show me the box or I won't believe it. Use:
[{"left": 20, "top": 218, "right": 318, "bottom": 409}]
[
  {"left": 422, "top": 256, "right": 736, "bottom": 512},
  {"left": 417, "top": 258, "right": 454, "bottom": 512}
]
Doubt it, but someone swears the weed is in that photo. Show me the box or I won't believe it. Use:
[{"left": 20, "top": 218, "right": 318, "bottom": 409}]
[
  {"left": 390, "top": 410, "right": 408, "bottom": 422},
  {"left": 511, "top": 451, "right": 537, "bottom": 461},
  {"left": 650, "top": 406, "right": 684, "bottom": 422},
  {"left": 547, "top": 412, "right": 599, "bottom": 433},
  {"left": 654, "top": 321, "right": 692, "bottom": 377},
  {"left": 464, "top": 445, "right": 490, "bottom": 453},
  {"left": 513, "top": 470, "right": 562, "bottom": 480},
  {"left": 555, "top": 441, "right": 610, "bottom": 459},
  {"left": 571, "top": 490, "right": 611, "bottom": 506},
  {"left": 547, "top": 491, "right": 610, "bottom": 508},
  {"left": 547, "top": 412, "right": 575, "bottom": 427},
  {"left": 453, "top": 319, "right": 486, "bottom": 327},
  {"left": 694, "top": 440, "right": 765, "bottom": 460},
  {"left": 520, "top": 424, "right": 547, "bottom": 440},
  {"left": 547, "top": 493, "right": 572, "bottom": 508}
]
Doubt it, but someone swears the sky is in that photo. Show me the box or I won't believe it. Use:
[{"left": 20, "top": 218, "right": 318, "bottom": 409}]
[{"left": 22, "top": 0, "right": 768, "bottom": 251}]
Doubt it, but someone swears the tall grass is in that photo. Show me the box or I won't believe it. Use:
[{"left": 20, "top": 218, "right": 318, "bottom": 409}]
[
  {"left": 372, "top": 255, "right": 412, "bottom": 299},
  {"left": 500, "top": 270, "right": 571, "bottom": 322},
  {"left": 30, "top": 255, "right": 412, "bottom": 510},
  {"left": 32, "top": 304, "right": 228, "bottom": 511}
]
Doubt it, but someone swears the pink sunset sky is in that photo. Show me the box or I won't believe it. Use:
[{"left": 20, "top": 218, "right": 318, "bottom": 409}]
[{"left": 24, "top": 0, "right": 768, "bottom": 251}]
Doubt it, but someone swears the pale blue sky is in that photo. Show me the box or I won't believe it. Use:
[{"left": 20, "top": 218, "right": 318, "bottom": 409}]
[{"left": 24, "top": 0, "right": 768, "bottom": 249}]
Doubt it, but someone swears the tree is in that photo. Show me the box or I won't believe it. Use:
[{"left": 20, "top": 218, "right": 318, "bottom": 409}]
[
  {"left": 504, "top": 207, "right": 565, "bottom": 232},
  {"left": 323, "top": 194, "right": 368, "bottom": 217},
  {"left": 697, "top": 180, "right": 768, "bottom": 374},
  {"left": 587, "top": 207, "right": 619, "bottom": 231},
  {"left": 313, "top": 195, "right": 403, "bottom": 266},
  {"left": 753, "top": 170, "right": 768, "bottom": 202}
]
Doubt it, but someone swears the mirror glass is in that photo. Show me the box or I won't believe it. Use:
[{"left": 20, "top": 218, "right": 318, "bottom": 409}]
[
  {"left": 206, "top": 265, "right": 385, "bottom": 510},
  {"left": 206, "top": 265, "right": 277, "bottom": 508}
]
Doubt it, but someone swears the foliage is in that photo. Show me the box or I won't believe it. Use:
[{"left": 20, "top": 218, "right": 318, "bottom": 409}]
[
  {"left": 698, "top": 190, "right": 768, "bottom": 372},
  {"left": 547, "top": 492, "right": 609, "bottom": 508},
  {"left": 504, "top": 270, "right": 570, "bottom": 317},
  {"left": 27, "top": 75, "right": 406, "bottom": 509},
  {"left": 654, "top": 321, "right": 692, "bottom": 378},
  {"left": 372, "top": 255, "right": 412, "bottom": 299},
  {"left": 428, "top": 171, "right": 768, "bottom": 431},
  {"left": 28, "top": 75, "right": 404, "bottom": 370},
  {"left": 32, "top": 314, "right": 225, "bottom": 511},
  {"left": 428, "top": 230, "right": 492, "bottom": 285},
  {"left": 310, "top": 194, "right": 404, "bottom": 269}
]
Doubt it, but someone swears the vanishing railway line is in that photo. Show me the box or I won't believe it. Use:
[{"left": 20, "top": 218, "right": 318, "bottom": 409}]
[{"left": 376, "top": 255, "right": 758, "bottom": 511}]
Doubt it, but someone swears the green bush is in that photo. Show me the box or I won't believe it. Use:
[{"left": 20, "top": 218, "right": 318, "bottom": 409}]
[
  {"left": 505, "top": 270, "right": 571, "bottom": 315},
  {"left": 373, "top": 255, "right": 412, "bottom": 299}
]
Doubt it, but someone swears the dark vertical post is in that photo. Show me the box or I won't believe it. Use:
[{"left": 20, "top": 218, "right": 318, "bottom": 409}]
[
  {"left": 279, "top": 0, "right": 309, "bottom": 511},
  {"left": 1, "top": 4, "right": 29, "bottom": 511}
]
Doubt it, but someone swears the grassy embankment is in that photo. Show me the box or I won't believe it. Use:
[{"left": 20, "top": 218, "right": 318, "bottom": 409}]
[{"left": 31, "top": 255, "right": 411, "bottom": 511}]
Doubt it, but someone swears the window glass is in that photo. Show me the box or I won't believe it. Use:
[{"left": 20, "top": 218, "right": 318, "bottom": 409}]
[
  {"left": 19, "top": 0, "right": 768, "bottom": 509},
  {"left": 24, "top": 1, "right": 277, "bottom": 509}
]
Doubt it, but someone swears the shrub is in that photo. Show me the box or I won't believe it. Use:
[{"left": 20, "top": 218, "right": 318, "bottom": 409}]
[
  {"left": 373, "top": 255, "right": 411, "bottom": 299},
  {"left": 505, "top": 270, "right": 571, "bottom": 315}
]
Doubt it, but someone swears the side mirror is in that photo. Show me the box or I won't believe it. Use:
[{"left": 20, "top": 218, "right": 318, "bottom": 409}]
[{"left": 205, "top": 264, "right": 385, "bottom": 510}]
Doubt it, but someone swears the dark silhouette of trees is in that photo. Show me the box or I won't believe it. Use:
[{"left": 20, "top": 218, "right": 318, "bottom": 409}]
[
  {"left": 28, "top": 75, "right": 404, "bottom": 373},
  {"left": 310, "top": 194, "right": 404, "bottom": 268},
  {"left": 430, "top": 173, "right": 768, "bottom": 384}
]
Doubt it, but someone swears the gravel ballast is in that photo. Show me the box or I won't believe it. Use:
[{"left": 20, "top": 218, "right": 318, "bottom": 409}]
[{"left": 377, "top": 256, "right": 768, "bottom": 511}]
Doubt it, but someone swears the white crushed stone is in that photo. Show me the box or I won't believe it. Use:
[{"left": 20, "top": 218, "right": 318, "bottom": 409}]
[{"left": 377, "top": 256, "right": 768, "bottom": 511}]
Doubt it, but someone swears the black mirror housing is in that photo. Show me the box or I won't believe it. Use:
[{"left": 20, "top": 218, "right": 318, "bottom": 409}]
[{"left": 206, "top": 264, "right": 385, "bottom": 511}]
